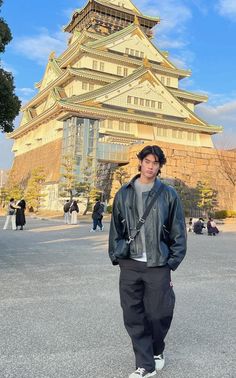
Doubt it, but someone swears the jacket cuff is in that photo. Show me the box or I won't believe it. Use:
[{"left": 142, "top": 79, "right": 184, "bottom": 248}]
[
  {"left": 110, "top": 254, "right": 119, "bottom": 265},
  {"left": 167, "top": 259, "right": 177, "bottom": 271}
]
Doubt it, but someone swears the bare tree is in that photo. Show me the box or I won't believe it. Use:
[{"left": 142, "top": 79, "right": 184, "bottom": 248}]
[{"left": 213, "top": 135, "right": 236, "bottom": 187}]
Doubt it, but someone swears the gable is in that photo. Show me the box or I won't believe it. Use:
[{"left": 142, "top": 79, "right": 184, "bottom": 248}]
[
  {"left": 91, "top": 24, "right": 175, "bottom": 68},
  {"left": 41, "top": 92, "right": 56, "bottom": 112},
  {"left": 102, "top": 0, "right": 141, "bottom": 14},
  {"left": 40, "top": 60, "right": 61, "bottom": 92},
  {"left": 107, "top": 33, "right": 165, "bottom": 63},
  {"left": 20, "top": 111, "right": 30, "bottom": 126},
  {"left": 91, "top": 72, "right": 191, "bottom": 119}
]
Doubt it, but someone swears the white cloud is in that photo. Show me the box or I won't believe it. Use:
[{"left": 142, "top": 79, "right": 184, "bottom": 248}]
[
  {"left": 17, "top": 87, "right": 36, "bottom": 96},
  {"left": 0, "top": 60, "right": 18, "bottom": 75},
  {"left": 196, "top": 99, "right": 236, "bottom": 148},
  {"left": 137, "top": 0, "right": 192, "bottom": 33},
  {"left": 216, "top": 0, "right": 236, "bottom": 20},
  {"left": 16, "top": 88, "right": 37, "bottom": 104},
  {"left": 188, "top": 0, "right": 208, "bottom": 15},
  {"left": 13, "top": 28, "right": 68, "bottom": 65},
  {"left": 136, "top": 1, "right": 197, "bottom": 70}
]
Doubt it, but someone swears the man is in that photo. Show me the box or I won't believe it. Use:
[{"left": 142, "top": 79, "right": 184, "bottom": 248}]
[
  {"left": 193, "top": 218, "right": 205, "bottom": 234},
  {"left": 63, "top": 200, "right": 71, "bottom": 224},
  {"left": 3, "top": 198, "right": 20, "bottom": 230},
  {"left": 109, "top": 145, "right": 187, "bottom": 378},
  {"left": 90, "top": 198, "right": 104, "bottom": 232}
]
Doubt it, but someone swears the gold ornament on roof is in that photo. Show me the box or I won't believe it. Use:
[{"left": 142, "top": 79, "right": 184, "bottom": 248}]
[
  {"left": 49, "top": 51, "right": 55, "bottom": 59},
  {"left": 143, "top": 56, "right": 152, "bottom": 68},
  {"left": 134, "top": 15, "right": 140, "bottom": 26}
]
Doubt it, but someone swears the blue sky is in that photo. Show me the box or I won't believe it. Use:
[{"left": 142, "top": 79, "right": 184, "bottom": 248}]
[{"left": 1, "top": 0, "right": 236, "bottom": 169}]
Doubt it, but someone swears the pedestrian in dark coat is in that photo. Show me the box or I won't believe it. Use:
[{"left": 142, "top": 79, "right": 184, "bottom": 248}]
[
  {"left": 16, "top": 199, "right": 26, "bottom": 230},
  {"left": 70, "top": 200, "right": 79, "bottom": 224},
  {"left": 90, "top": 199, "right": 104, "bottom": 232}
]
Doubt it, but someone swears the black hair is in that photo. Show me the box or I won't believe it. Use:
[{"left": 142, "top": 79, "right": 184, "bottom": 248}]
[
  {"left": 137, "top": 145, "right": 167, "bottom": 175},
  {"left": 10, "top": 198, "right": 14, "bottom": 202}
]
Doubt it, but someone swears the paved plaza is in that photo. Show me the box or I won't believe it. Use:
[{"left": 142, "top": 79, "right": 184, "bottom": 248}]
[{"left": 0, "top": 216, "right": 235, "bottom": 378}]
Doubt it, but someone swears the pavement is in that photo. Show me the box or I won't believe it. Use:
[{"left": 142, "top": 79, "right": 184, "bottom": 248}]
[{"left": 0, "top": 216, "right": 235, "bottom": 378}]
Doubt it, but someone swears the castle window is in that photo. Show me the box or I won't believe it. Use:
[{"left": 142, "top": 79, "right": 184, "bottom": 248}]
[
  {"left": 172, "top": 130, "right": 177, "bottom": 138},
  {"left": 100, "top": 62, "right": 104, "bottom": 71},
  {"left": 158, "top": 102, "right": 163, "bottom": 110},
  {"left": 108, "top": 119, "right": 113, "bottom": 129},
  {"left": 123, "top": 67, "right": 128, "bottom": 76},
  {"left": 135, "top": 50, "right": 139, "bottom": 57},
  {"left": 82, "top": 82, "right": 88, "bottom": 90},
  {"left": 119, "top": 121, "right": 125, "bottom": 131},
  {"left": 117, "top": 66, "right": 122, "bottom": 75},
  {"left": 140, "top": 52, "right": 144, "bottom": 58},
  {"left": 124, "top": 122, "right": 130, "bottom": 132},
  {"left": 92, "top": 60, "right": 98, "bottom": 70},
  {"left": 166, "top": 77, "right": 171, "bottom": 86},
  {"left": 187, "top": 132, "right": 193, "bottom": 141},
  {"left": 127, "top": 96, "right": 132, "bottom": 104},
  {"left": 140, "top": 98, "right": 144, "bottom": 106},
  {"left": 134, "top": 97, "right": 138, "bottom": 105},
  {"left": 151, "top": 101, "right": 155, "bottom": 108},
  {"left": 89, "top": 83, "right": 94, "bottom": 91},
  {"left": 130, "top": 49, "right": 134, "bottom": 55},
  {"left": 145, "top": 99, "right": 150, "bottom": 107},
  {"left": 125, "top": 48, "right": 129, "bottom": 54},
  {"left": 161, "top": 76, "right": 165, "bottom": 84}
]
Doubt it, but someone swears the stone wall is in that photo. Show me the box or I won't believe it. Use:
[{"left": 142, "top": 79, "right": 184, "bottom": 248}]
[
  {"left": 9, "top": 139, "right": 62, "bottom": 185},
  {"left": 120, "top": 141, "right": 236, "bottom": 211}
]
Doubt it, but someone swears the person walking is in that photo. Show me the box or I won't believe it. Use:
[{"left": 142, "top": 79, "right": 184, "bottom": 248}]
[
  {"left": 90, "top": 198, "right": 104, "bottom": 232},
  {"left": 70, "top": 200, "right": 79, "bottom": 225},
  {"left": 108, "top": 145, "right": 187, "bottom": 378},
  {"left": 63, "top": 200, "right": 71, "bottom": 224},
  {"left": 16, "top": 199, "right": 26, "bottom": 230},
  {"left": 3, "top": 198, "right": 20, "bottom": 230}
]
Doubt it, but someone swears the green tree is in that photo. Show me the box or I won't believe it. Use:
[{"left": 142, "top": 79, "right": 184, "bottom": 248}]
[
  {"left": 25, "top": 167, "right": 46, "bottom": 212},
  {"left": 196, "top": 180, "right": 218, "bottom": 216},
  {"left": 59, "top": 155, "right": 78, "bottom": 201},
  {"left": 3, "top": 171, "right": 24, "bottom": 202},
  {"left": 0, "top": 0, "right": 21, "bottom": 132}
]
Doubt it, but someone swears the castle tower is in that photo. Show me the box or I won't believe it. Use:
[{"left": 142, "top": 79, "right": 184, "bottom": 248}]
[{"left": 9, "top": 0, "right": 222, "bottom": 209}]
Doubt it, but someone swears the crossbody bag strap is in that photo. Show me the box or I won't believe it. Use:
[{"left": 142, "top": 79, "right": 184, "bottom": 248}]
[{"left": 128, "top": 182, "right": 164, "bottom": 243}]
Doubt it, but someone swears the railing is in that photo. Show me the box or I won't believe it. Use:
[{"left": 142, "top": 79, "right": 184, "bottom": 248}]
[{"left": 97, "top": 142, "right": 129, "bottom": 162}]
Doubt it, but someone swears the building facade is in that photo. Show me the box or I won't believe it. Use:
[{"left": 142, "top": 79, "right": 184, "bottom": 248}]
[{"left": 9, "top": 0, "right": 231, "bottom": 210}]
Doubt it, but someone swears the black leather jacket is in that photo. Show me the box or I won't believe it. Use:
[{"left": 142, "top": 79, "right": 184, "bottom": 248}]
[{"left": 108, "top": 175, "right": 187, "bottom": 270}]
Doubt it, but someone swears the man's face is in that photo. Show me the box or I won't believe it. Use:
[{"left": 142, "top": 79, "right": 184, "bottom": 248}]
[{"left": 139, "top": 154, "right": 160, "bottom": 181}]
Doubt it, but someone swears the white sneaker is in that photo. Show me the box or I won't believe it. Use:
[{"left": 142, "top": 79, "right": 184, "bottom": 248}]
[
  {"left": 89, "top": 229, "right": 96, "bottom": 232},
  {"left": 129, "top": 368, "right": 157, "bottom": 377},
  {"left": 154, "top": 353, "right": 165, "bottom": 370}
]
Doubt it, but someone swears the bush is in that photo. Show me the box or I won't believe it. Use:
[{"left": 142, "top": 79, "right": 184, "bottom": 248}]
[
  {"left": 106, "top": 205, "right": 113, "bottom": 214},
  {"left": 214, "top": 210, "right": 236, "bottom": 219}
]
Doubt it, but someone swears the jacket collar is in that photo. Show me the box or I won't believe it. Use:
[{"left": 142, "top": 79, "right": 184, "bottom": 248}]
[{"left": 126, "top": 174, "right": 162, "bottom": 193}]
